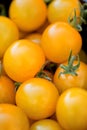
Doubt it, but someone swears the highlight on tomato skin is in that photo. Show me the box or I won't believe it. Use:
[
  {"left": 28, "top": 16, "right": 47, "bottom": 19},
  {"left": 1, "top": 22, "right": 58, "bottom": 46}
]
[
  {"left": 47, "top": 0, "right": 81, "bottom": 24},
  {"left": 9, "top": 0, "right": 47, "bottom": 32},
  {"left": 25, "top": 33, "right": 42, "bottom": 45},
  {"left": 30, "top": 119, "right": 63, "bottom": 130},
  {"left": 53, "top": 51, "right": 87, "bottom": 94},
  {"left": 0, "top": 0, "right": 87, "bottom": 129},
  {"left": 3, "top": 39, "right": 46, "bottom": 82},
  {"left": 56, "top": 87, "right": 87, "bottom": 130},
  {"left": 0, "top": 16, "right": 19, "bottom": 59},
  {"left": 16, "top": 77, "right": 59, "bottom": 120},
  {"left": 0, "top": 104, "right": 30, "bottom": 130},
  {"left": 41, "top": 22, "right": 82, "bottom": 63}
]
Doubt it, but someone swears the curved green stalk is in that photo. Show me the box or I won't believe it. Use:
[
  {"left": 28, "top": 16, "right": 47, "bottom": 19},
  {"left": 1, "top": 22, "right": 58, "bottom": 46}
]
[{"left": 58, "top": 51, "right": 80, "bottom": 78}]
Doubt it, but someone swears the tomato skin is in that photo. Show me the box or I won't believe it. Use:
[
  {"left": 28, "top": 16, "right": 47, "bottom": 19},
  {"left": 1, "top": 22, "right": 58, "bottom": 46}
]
[
  {"left": 25, "top": 33, "right": 42, "bottom": 45},
  {"left": 30, "top": 119, "right": 63, "bottom": 130},
  {"left": 0, "top": 104, "right": 30, "bottom": 130},
  {"left": 0, "top": 75, "right": 16, "bottom": 104},
  {"left": 47, "top": 0, "right": 80, "bottom": 23},
  {"left": 41, "top": 22, "right": 82, "bottom": 63},
  {"left": 3, "top": 39, "right": 45, "bottom": 82},
  {"left": 16, "top": 77, "right": 59, "bottom": 120},
  {"left": 9, "top": 0, "right": 47, "bottom": 32},
  {"left": 56, "top": 88, "right": 87, "bottom": 130},
  {"left": 53, "top": 61, "right": 87, "bottom": 94},
  {"left": 0, "top": 16, "right": 19, "bottom": 59}
]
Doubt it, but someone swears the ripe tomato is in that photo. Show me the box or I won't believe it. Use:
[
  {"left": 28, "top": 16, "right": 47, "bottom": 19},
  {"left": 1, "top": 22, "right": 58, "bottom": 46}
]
[
  {"left": 0, "top": 104, "right": 30, "bottom": 130},
  {"left": 47, "top": 0, "right": 81, "bottom": 23},
  {"left": 16, "top": 77, "right": 59, "bottom": 120},
  {"left": 30, "top": 119, "right": 63, "bottom": 130},
  {"left": 53, "top": 60, "right": 87, "bottom": 94},
  {"left": 0, "top": 16, "right": 19, "bottom": 59},
  {"left": 9, "top": 0, "right": 47, "bottom": 32},
  {"left": 3, "top": 39, "right": 45, "bottom": 82},
  {"left": 25, "top": 33, "right": 42, "bottom": 45},
  {"left": 56, "top": 88, "right": 87, "bottom": 130},
  {"left": 0, "top": 75, "right": 16, "bottom": 104},
  {"left": 41, "top": 22, "right": 82, "bottom": 63}
]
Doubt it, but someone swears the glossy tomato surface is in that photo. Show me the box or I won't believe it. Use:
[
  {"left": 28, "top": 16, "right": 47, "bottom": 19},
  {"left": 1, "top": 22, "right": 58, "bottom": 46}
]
[
  {"left": 53, "top": 61, "right": 87, "bottom": 94},
  {"left": 47, "top": 0, "right": 81, "bottom": 23},
  {"left": 3, "top": 39, "right": 45, "bottom": 82},
  {"left": 16, "top": 77, "right": 59, "bottom": 120},
  {"left": 9, "top": 0, "right": 47, "bottom": 32},
  {"left": 0, "top": 104, "right": 30, "bottom": 130},
  {"left": 41, "top": 22, "right": 82, "bottom": 63},
  {"left": 25, "top": 33, "right": 42, "bottom": 45},
  {"left": 0, "top": 75, "right": 16, "bottom": 104},
  {"left": 0, "top": 16, "right": 19, "bottom": 59},
  {"left": 30, "top": 119, "right": 63, "bottom": 130},
  {"left": 56, "top": 88, "right": 87, "bottom": 130}
]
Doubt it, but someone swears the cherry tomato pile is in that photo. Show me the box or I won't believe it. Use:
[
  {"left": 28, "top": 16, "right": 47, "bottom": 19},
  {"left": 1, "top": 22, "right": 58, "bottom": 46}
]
[{"left": 0, "top": 0, "right": 87, "bottom": 130}]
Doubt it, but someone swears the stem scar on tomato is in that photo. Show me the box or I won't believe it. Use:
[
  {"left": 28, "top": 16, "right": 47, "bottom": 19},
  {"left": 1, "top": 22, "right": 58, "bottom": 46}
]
[
  {"left": 68, "top": 2, "right": 87, "bottom": 31},
  {"left": 68, "top": 8, "right": 82, "bottom": 31},
  {"left": 58, "top": 50, "right": 80, "bottom": 78}
]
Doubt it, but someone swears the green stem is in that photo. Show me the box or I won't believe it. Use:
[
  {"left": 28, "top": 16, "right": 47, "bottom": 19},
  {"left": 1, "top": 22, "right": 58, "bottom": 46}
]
[
  {"left": 80, "top": 3, "right": 87, "bottom": 24},
  {"left": 68, "top": 8, "right": 82, "bottom": 31},
  {"left": 58, "top": 51, "right": 80, "bottom": 78}
]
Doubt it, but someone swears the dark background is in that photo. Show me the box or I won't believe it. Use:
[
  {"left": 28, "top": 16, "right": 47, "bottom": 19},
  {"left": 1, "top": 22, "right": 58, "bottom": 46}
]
[{"left": 0, "top": 0, "right": 12, "bottom": 16}]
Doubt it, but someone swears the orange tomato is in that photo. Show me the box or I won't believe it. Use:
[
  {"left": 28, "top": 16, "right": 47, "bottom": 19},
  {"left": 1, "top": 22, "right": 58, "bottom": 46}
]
[
  {"left": 56, "top": 88, "right": 87, "bottom": 130},
  {"left": 0, "top": 75, "right": 16, "bottom": 104},
  {"left": 41, "top": 22, "right": 82, "bottom": 63},
  {"left": 16, "top": 77, "right": 59, "bottom": 120},
  {"left": 47, "top": 0, "right": 81, "bottom": 23},
  {"left": 0, "top": 104, "right": 30, "bottom": 130},
  {"left": 53, "top": 61, "right": 87, "bottom": 94},
  {"left": 3, "top": 39, "right": 45, "bottom": 82},
  {"left": 30, "top": 119, "right": 63, "bottom": 130},
  {"left": 9, "top": 0, "right": 47, "bottom": 32},
  {"left": 25, "top": 33, "right": 42, "bottom": 45},
  {"left": 0, "top": 16, "right": 19, "bottom": 59}
]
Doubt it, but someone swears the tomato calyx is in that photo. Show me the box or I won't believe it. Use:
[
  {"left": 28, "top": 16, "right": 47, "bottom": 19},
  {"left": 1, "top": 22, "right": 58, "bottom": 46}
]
[
  {"left": 35, "top": 60, "right": 57, "bottom": 81},
  {"left": 35, "top": 61, "right": 52, "bottom": 81},
  {"left": 36, "top": 70, "right": 52, "bottom": 81},
  {"left": 80, "top": 3, "right": 87, "bottom": 24},
  {"left": 58, "top": 51, "right": 80, "bottom": 77},
  {"left": 0, "top": 4, "right": 6, "bottom": 16},
  {"left": 68, "top": 2, "right": 87, "bottom": 32},
  {"left": 68, "top": 8, "right": 82, "bottom": 32}
]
